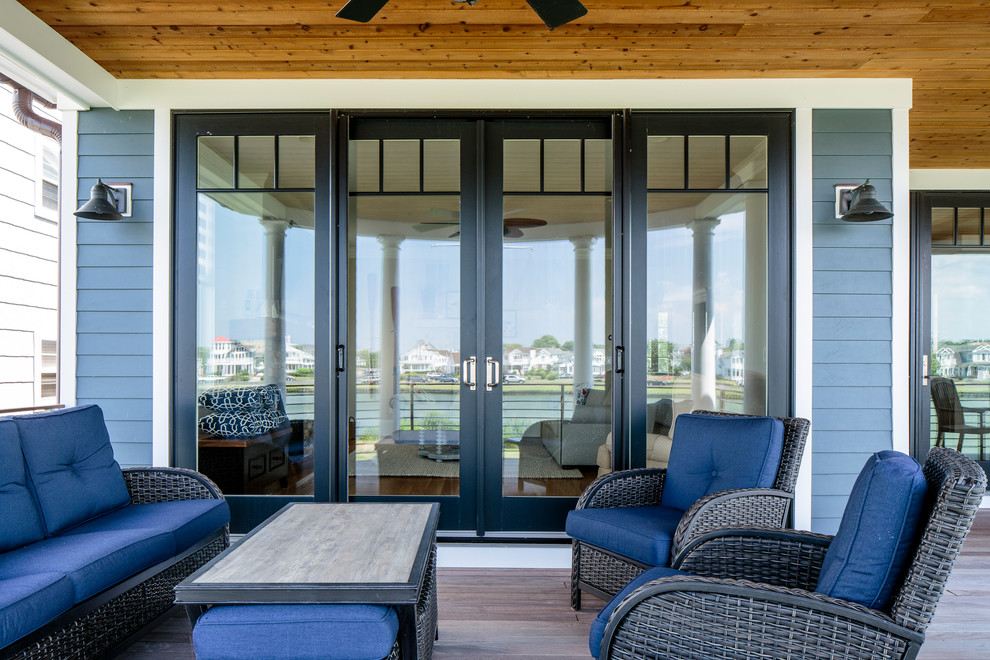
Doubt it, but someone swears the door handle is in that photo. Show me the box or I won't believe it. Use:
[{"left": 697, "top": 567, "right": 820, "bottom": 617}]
[
  {"left": 462, "top": 357, "right": 477, "bottom": 391},
  {"left": 486, "top": 357, "right": 501, "bottom": 391},
  {"left": 922, "top": 354, "right": 929, "bottom": 387}
]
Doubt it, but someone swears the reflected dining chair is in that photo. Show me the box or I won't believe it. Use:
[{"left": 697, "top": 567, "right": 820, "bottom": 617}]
[
  {"left": 590, "top": 447, "right": 986, "bottom": 660},
  {"left": 565, "top": 410, "right": 810, "bottom": 610},
  {"left": 930, "top": 376, "right": 990, "bottom": 460}
]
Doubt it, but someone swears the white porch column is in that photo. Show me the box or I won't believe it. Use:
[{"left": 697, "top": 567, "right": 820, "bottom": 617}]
[
  {"left": 689, "top": 218, "right": 720, "bottom": 410},
  {"left": 571, "top": 236, "right": 595, "bottom": 393},
  {"left": 378, "top": 235, "right": 403, "bottom": 438},
  {"left": 260, "top": 218, "right": 289, "bottom": 388},
  {"left": 744, "top": 195, "right": 768, "bottom": 414}
]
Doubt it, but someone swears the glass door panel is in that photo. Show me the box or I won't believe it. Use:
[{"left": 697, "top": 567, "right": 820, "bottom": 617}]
[
  {"left": 194, "top": 136, "right": 316, "bottom": 498},
  {"left": 644, "top": 129, "right": 770, "bottom": 446},
  {"left": 346, "top": 138, "right": 463, "bottom": 500},
  {"left": 499, "top": 141, "right": 611, "bottom": 500},
  {"left": 928, "top": 205, "right": 990, "bottom": 465}
]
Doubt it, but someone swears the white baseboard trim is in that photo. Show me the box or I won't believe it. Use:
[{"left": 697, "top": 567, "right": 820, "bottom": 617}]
[{"left": 437, "top": 543, "right": 571, "bottom": 569}]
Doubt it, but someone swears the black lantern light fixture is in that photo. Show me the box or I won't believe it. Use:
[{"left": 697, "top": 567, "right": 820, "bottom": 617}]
[
  {"left": 73, "top": 179, "right": 131, "bottom": 221},
  {"left": 837, "top": 179, "right": 893, "bottom": 222}
]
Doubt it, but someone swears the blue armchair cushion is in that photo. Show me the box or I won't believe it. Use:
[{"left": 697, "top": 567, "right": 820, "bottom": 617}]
[
  {"left": 0, "top": 573, "right": 75, "bottom": 648},
  {"left": 815, "top": 450, "right": 929, "bottom": 610},
  {"left": 14, "top": 405, "right": 130, "bottom": 536},
  {"left": 659, "top": 414, "right": 784, "bottom": 512},
  {"left": 589, "top": 566, "right": 689, "bottom": 659},
  {"left": 0, "top": 529, "right": 175, "bottom": 604},
  {"left": 62, "top": 499, "right": 230, "bottom": 554},
  {"left": 0, "top": 420, "right": 45, "bottom": 552},
  {"left": 193, "top": 604, "right": 399, "bottom": 660},
  {"left": 565, "top": 505, "right": 685, "bottom": 567}
]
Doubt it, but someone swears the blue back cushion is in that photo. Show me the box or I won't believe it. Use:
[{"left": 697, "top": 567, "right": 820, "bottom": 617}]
[
  {"left": 0, "top": 420, "right": 45, "bottom": 552},
  {"left": 816, "top": 450, "right": 928, "bottom": 610},
  {"left": 659, "top": 414, "right": 785, "bottom": 512},
  {"left": 14, "top": 405, "right": 130, "bottom": 536}
]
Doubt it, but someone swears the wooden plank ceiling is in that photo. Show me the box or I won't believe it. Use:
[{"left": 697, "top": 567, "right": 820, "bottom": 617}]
[{"left": 18, "top": 0, "right": 990, "bottom": 168}]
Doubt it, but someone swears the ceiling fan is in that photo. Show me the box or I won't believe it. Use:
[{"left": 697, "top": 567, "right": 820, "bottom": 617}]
[
  {"left": 449, "top": 217, "right": 548, "bottom": 239},
  {"left": 336, "top": 0, "right": 587, "bottom": 30}
]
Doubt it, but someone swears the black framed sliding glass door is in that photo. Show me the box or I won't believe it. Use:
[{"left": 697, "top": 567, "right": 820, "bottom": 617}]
[
  {"left": 174, "top": 113, "right": 332, "bottom": 532},
  {"left": 338, "top": 116, "right": 615, "bottom": 534}
]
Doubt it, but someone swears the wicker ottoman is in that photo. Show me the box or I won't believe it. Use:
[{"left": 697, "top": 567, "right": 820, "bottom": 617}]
[{"left": 192, "top": 603, "right": 400, "bottom": 660}]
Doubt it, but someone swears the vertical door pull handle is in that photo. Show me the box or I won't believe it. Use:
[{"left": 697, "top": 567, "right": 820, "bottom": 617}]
[
  {"left": 615, "top": 346, "right": 625, "bottom": 374},
  {"left": 462, "top": 357, "right": 477, "bottom": 390},
  {"left": 922, "top": 354, "right": 929, "bottom": 386},
  {"left": 336, "top": 345, "right": 346, "bottom": 372},
  {"left": 486, "top": 357, "right": 501, "bottom": 391}
]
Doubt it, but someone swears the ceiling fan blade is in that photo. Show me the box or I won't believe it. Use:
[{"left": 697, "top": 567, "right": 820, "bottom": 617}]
[
  {"left": 524, "top": 0, "right": 587, "bottom": 29},
  {"left": 336, "top": 0, "right": 391, "bottom": 22}
]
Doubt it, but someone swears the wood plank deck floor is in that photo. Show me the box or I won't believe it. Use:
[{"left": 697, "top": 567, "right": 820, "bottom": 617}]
[{"left": 121, "top": 510, "right": 990, "bottom": 659}]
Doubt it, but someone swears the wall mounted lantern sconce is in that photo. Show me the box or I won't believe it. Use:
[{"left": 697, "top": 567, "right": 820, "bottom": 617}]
[
  {"left": 73, "top": 179, "right": 132, "bottom": 220},
  {"left": 835, "top": 179, "right": 893, "bottom": 222}
]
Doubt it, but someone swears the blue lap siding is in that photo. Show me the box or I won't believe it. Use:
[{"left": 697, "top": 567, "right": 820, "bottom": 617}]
[
  {"left": 75, "top": 109, "right": 154, "bottom": 467},
  {"left": 811, "top": 109, "right": 894, "bottom": 534}
]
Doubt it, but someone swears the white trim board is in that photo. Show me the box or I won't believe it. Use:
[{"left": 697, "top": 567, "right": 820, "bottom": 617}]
[
  {"left": 910, "top": 170, "right": 990, "bottom": 191},
  {"left": 437, "top": 543, "right": 571, "bottom": 569},
  {"left": 891, "top": 109, "right": 911, "bottom": 456},
  {"left": 121, "top": 78, "right": 912, "bottom": 112}
]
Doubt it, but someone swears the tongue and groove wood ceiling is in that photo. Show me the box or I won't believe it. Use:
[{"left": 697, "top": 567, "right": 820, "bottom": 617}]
[{"left": 17, "top": 0, "right": 990, "bottom": 169}]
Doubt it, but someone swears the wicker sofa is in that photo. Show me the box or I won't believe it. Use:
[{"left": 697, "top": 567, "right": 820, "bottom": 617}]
[
  {"left": 1, "top": 405, "right": 230, "bottom": 659},
  {"left": 591, "top": 447, "right": 986, "bottom": 660}
]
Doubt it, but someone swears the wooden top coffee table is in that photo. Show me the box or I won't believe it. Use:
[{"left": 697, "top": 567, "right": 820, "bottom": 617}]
[{"left": 174, "top": 502, "right": 440, "bottom": 659}]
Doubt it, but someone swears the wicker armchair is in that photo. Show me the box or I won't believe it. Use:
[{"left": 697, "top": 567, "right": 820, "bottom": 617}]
[
  {"left": 596, "top": 447, "right": 986, "bottom": 660},
  {"left": 569, "top": 410, "right": 809, "bottom": 610}
]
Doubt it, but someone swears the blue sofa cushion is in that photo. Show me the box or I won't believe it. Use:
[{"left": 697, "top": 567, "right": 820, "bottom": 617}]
[
  {"left": 565, "top": 505, "right": 684, "bottom": 566},
  {"left": 14, "top": 405, "right": 130, "bottom": 536},
  {"left": 660, "top": 414, "right": 784, "bottom": 512},
  {"left": 193, "top": 604, "right": 399, "bottom": 660},
  {"left": 589, "top": 566, "right": 688, "bottom": 659},
  {"left": 816, "top": 450, "right": 929, "bottom": 610},
  {"left": 0, "top": 529, "right": 175, "bottom": 604},
  {"left": 62, "top": 499, "right": 230, "bottom": 554},
  {"left": 0, "top": 420, "right": 45, "bottom": 552},
  {"left": 0, "top": 573, "right": 75, "bottom": 649}
]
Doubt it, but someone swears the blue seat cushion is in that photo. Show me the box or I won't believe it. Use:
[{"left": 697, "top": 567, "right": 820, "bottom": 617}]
[
  {"left": 0, "top": 573, "right": 75, "bottom": 648},
  {"left": 660, "top": 414, "right": 784, "bottom": 512},
  {"left": 62, "top": 499, "right": 230, "bottom": 554},
  {"left": 0, "top": 529, "right": 175, "bottom": 604},
  {"left": 0, "top": 420, "right": 45, "bottom": 552},
  {"left": 816, "top": 450, "right": 929, "bottom": 610},
  {"left": 565, "top": 505, "right": 684, "bottom": 566},
  {"left": 193, "top": 604, "right": 399, "bottom": 660},
  {"left": 589, "top": 566, "right": 689, "bottom": 659},
  {"left": 14, "top": 405, "right": 131, "bottom": 536}
]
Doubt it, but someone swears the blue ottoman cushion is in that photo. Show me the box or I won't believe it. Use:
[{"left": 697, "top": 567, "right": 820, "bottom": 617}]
[
  {"left": 589, "top": 566, "right": 689, "bottom": 659},
  {"left": 0, "top": 529, "right": 175, "bottom": 604},
  {"left": 193, "top": 604, "right": 399, "bottom": 660},
  {"left": 62, "top": 499, "right": 230, "bottom": 554},
  {"left": 660, "top": 414, "right": 784, "bottom": 512},
  {"left": 565, "top": 505, "right": 684, "bottom": 567},
  {"left": 816, "top": 450, "right": 929, "bottom": 610},
  {"left": 14, "top": 405, "right": 130, "bottom": 536},
  {"left": 0, "top": 573, "right": 75, "bottom": 648},
  {"left": 0, "top": 420, "right": 45, "bottom": 552}
]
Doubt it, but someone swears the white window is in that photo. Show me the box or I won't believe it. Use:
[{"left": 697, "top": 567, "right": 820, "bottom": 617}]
[{"left": 34, "top": 140, "right": 59, "bottom": 221}]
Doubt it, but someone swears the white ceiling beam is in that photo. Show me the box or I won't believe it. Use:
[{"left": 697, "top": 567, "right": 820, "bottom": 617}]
[{"left": 0, "top": 0, "right": 117, "bottom": 109}]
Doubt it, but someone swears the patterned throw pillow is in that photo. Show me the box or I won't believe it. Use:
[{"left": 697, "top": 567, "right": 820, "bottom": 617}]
[
  {"left": 198, "top": 384, "right": 277, "bottom": 412},
  {"left": 198, "top": 409, "right": 288, "bottom": 438}
]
